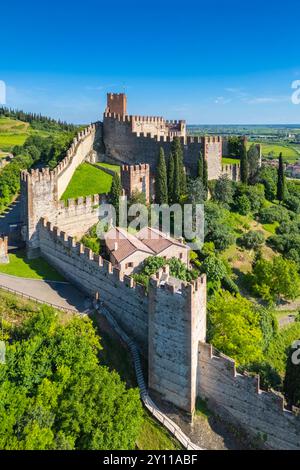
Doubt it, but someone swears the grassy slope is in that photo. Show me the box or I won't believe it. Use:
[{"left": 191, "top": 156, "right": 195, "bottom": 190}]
[
  {"left": 0, "top": 116, "right": 63, "bottom": 152},
  {"left": 0, "top": 249, "right": 64, "bottom": 281},
  {"left": 61, "top": 163, "right": 113, "bottom": 200},
  {"left": 248, "top": 141, "right": 300, "bottom": 162},
  {"left": 95, "top": 162, "right": 120, "bottom": 173}
]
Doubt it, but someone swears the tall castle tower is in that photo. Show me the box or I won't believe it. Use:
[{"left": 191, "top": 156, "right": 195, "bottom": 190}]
[{"left": 105, "top": 93, "right": 127, "bottom": 115}]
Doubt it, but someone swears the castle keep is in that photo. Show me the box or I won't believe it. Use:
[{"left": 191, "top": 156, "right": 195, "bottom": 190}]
[{"left": 18, "top": 93, "right": 300, "bottom": 449}]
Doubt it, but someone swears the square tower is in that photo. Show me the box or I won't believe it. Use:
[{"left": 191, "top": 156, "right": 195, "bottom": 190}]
[
  {"left": 106, "top": 93, "right": 127, "bottom": 115},
  {"left": 121, "top": 164, "right": 150, "bottom": 203}
]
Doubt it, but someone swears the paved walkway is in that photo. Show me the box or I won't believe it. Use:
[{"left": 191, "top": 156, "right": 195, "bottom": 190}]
[{"left": 0, "top": 273, "right": 90, "bottom": 313}]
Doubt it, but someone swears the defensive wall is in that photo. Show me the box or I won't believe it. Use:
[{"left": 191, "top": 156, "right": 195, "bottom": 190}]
[
  {"left": 38, "top": 218, "right": 205, "bottom": 413},
  {"left": 103, "top": 112, "right": 222, "bottom": 178},
  {"left": 20, "top": 123, "right": 103, "bottom": 257},
  {"left": 197, "top": 343, "right": 300, "bottom": 449}
]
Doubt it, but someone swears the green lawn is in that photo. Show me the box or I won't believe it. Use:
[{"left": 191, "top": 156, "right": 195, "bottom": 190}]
[
  {"left": 248, "top": 141, "right": 299, "bottom": 162},
  {"left": 95, "top": 162, "right": 120, "bottom": 173},
  {"left": 222, "top": 157, "right": 240, "bottom": 165},
  {"left": 61, "top": 163, "right": 113, "bottom": 200},
  {"left": 0, "top": 133, "right": 28, "bottom": 150},
  {"left": 0, "top": 249, "right": 65, "bottom": 281}
]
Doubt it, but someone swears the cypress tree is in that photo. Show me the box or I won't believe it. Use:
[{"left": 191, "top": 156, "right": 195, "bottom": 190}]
[
  {"left": 173, "top": 151, "right": 181, "bottom": 204},
  {"left": 168, "top": 152, "right": 175, "bottom": 204},
  {"left": 203, "top": 157, "right": 208, "bottom": 194},
  {"left": 109, "top": 172, "right": 122, "bottom": 225},
  {"left": 277, "top": 153, "right": 285, "bottom": 201},
  {"left": 197, "top": 150, "right": 204, "bottom": 180},
  {"left": 240, "top": 138, "right": 248, "bottom": 184},
  {"left": 171, "top": 137, "right": 186, "bottom": 195},
  {"left": 155, "top": 148, "right": 168, "bottom": 204}
]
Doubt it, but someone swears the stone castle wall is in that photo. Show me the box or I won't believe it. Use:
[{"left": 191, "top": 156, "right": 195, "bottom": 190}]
[
  {"left": 103, "top": 113, "right": 223, "bottom": 177},
  {"left": 0, "top": 236, "right": 8, "bottom": 264},
  {"left": 149, "top": 267, "right": 206, "bottom": 412},
  {"left": 38, "top": 218, "right": 204, "bottom": 413},
  {"left": 197, "top": 342, "right": 300, "bottom": 449},
  {"left": 221, "top": 162, "right": 241, "bottom": 181},
  {"left": 20, "top": 123, "right": 102, "bottom": 257}
]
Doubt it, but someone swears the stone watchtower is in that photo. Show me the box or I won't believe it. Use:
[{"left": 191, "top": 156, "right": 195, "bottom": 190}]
[
  {"left": 105, "top": 93, "right": 127, "bottom": 115},
  {"left": 121, "top": 164, "right": 150, "bottom": 203}
]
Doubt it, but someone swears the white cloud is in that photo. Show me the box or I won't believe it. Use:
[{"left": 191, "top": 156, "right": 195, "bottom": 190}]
[
  {"left": 214, "top": 96, "right": 232, "bottom": 105},
  {"left": 245, "top": 95, "right": 290, "bottom": 105}
]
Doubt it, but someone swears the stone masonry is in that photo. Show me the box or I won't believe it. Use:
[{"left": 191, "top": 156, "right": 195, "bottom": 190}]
[
  {"left": 19, "top": 97, "right": 300, "bottom": 449},
  {"left": 0, "top": 236, "right": 8, "bottom": 264}
]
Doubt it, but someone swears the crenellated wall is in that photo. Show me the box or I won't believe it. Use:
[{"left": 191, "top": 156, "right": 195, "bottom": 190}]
[
  {"left": 197, "top": 342, "right": 300, "bottom": 449},
  {"left": 37, "top": 217, "right": 205, "bottom": 409},
  {"left": 103, "top": 113, "right": 222, "bottom": 177},
  {"left": 148, "top": 266, "right": 206, "bottom": 412},
  {"left": 221, "top": 162, "right": 240, "bottom": 181},
  {"left": 20, "top": 123, "right": 102, "bottom": 257}
]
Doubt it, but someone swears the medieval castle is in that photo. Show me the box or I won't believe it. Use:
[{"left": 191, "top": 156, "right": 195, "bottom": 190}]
[{"left": 13, "top": 93, "right": 299, "bottom": 449}]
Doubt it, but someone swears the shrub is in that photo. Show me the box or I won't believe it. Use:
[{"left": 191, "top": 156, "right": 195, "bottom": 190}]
[{"left": 238, "top": 230, "right": 264, "bottom": 250}]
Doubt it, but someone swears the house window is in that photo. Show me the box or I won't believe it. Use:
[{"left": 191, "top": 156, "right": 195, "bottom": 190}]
[
  {"left": 140, "top": 177, "right": 143, "bottom": 183},
  {"left": 125, "top": 262, "right": 134, "bottom": 269},
  {"left": 179, "top": 253, "right": 183, "bottom": 259}
]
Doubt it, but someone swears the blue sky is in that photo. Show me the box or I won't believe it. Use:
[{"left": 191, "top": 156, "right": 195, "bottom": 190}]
[{"left": 2, "top": 0, "right": 300, "bottom": 124}]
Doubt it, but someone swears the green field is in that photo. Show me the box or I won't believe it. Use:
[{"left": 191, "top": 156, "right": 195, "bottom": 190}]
[
  {"left": 222, "top": 157, "right": 240, "bottom": 164},
  {"left": 0, "top": 116, "right": 63, "bottom": 151},
  {"left": 96, "top": 162, "right": 120, "bottom": 173},
  {"left": 249, "top": 141, "right": 300, "bottom": 162},
  {"left": 0, "top": 249, "right": 64, "bottom": 281},
  {"left": 61, "top": 162, "right": 113, "bottom": 200}
]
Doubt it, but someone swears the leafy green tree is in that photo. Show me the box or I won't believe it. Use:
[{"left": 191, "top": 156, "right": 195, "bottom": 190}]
[
  {"left": 0, "top": 308, "right": 143, "bottom": 450},
  {"left": 252, "top": 256, "right": 300, "bottom": 304},
  {"left": 109, "top": 172, "right": 122, "bottom": 225},
  {"left": 155, "top": 148, "right": 168, "bottom": 204},
  {"left": 238, "top": 230, "right": 264, "bottom": 250},
  {"left": 235, "top": 194, "right": 251, "bottom": 215},
  {"left": 277, "top": 153, "right": 286, "bottom": 201},
  {"left": 247, "top": 144, "right": 260, "bottom": 180},
  {"left": 284, "top": 342, "right": 300, "bottom": 406},
  {"left": 255, "top": 166, "right": 277, "bottom": 201},
  {"left": 208, "top": 291, "right": 263, "bottom": 366},
  {"left": 214, "top": 175, "right": 234, "bottom": 206},
  {"left": 240, "top": 139, "right": 248, "bottom": 184},
  {"left": 201, "top": 254, "right": 227, "bottom": 292}
]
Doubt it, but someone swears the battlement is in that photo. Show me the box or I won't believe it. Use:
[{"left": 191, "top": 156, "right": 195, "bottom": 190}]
[
  {"left": 40, "top": 217, "right": 148, "bottom": 298},
  {"left": 106, "top": 93, "right": 127, "bottom": 115},
  {"left": 198, "top": 342, "right": 300, "bottom": 448},
  {"left": 149, "top": 265, "right": 206, "bottom": 295},
  {"left": 121, "top": 163, "right": 150, "bottom": 172},
  {"left": 57, "top": 193, "right": 102, "bottom": 210},
  {"left": 200, "top": 340, "right": 300, "bottom": 416},
  {"left": 21, "top": 123, "right": 96, "bottom": 184}
]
